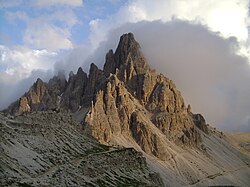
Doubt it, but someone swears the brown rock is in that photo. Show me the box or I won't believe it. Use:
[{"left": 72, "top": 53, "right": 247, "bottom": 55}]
[{"left": 130, "top": 111, "right": 170, "bottom": 160}]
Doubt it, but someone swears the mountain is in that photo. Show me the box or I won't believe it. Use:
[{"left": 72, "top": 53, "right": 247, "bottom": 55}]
[{"left": 2, "top": 33, "right": 250, "bottom": 186}]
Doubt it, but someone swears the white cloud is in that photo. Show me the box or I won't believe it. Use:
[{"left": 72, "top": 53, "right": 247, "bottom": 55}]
[
  {"left": 129, "top": 0, "right": 249, "bottom": 41},
  {"left": 0, "top": 45, "right": 62, "bottom": 109},
  {"left": 0, "top": 45, "right": 59, "bottom": 81},
  {"left": 54, "top": 43, "right": 94, "bottom": 75},
  {"left": 23, "top": 24, "right": 73, "bottom": 51}
]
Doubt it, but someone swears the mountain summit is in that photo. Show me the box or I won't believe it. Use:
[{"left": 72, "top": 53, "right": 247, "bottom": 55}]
[
  {"left": 7, "top": 33, "right": 207, "bottom": 148},
  {"left": 3, "top": 33, "right": 250, "bottom": 186}
]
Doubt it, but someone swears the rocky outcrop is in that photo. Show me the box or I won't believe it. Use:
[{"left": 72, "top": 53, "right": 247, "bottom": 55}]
[
  {"left": 28, "top": 78, "right": 47, "bottom": 104},
  {"left": 104, "top": 33, "right": 149, "bottom": 76},
  {"left": 84, "top": 74, "right": 170, "bottom": 160},
  {"left": 16, "top": 97, "right": 30, "bottom": 114},
  {"left": 130, "top": 111, "right": 172, "bottom": 160}
]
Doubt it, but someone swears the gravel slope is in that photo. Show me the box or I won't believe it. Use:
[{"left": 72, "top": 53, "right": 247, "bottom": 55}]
[{"left": 0, "top": 111, "right": 163, "bottom": 187}]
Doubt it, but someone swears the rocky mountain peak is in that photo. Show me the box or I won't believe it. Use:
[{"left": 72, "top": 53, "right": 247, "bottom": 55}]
[
  {"left": 35, "top": 77, "right": 44, "bottom": 86},
  {"left": 76, "top": 66, "right": 84, "bottom": 75},
  {"left": 104, "top": 33, "right": 149, "bottom": 76},
  {"left": 115, "top": 32, "right": 141, "bottom": 62},
  {"left": 89, "top": 63, "right": 99, "bottom": 74},
  {"left": 5, "top": 32, "right": 209, "bottom": 159}
]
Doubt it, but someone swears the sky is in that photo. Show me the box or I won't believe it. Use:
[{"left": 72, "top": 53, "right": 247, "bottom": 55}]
[{"left": 0, "top": 0, "right": 250, "bottom": 131}]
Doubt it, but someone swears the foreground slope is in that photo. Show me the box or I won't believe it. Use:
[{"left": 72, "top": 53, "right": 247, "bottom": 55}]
[
  {"left": 4, "top": 33, "right": 250, "bottom": 186},
  {"left": 0, "top": 111, "right": 163, "bottom": 186}
]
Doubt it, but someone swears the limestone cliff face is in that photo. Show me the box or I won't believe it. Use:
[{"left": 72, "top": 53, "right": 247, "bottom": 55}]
[{"left": 6, "top": 33, "right": 209, "bottom": 161}]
